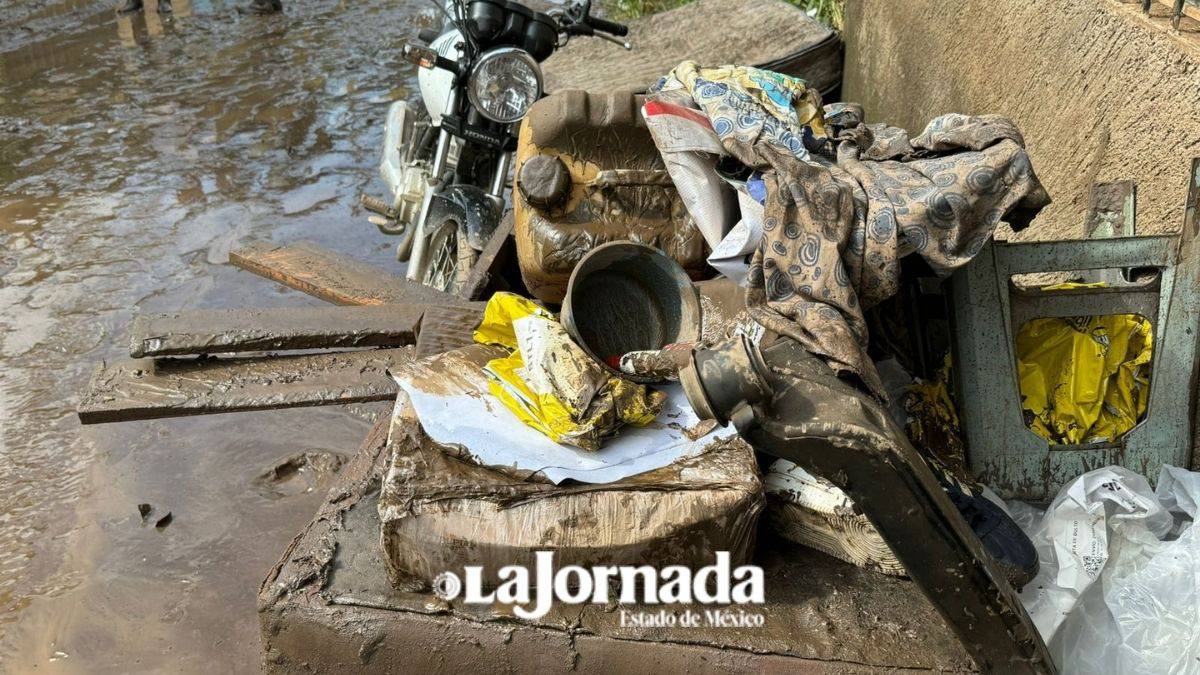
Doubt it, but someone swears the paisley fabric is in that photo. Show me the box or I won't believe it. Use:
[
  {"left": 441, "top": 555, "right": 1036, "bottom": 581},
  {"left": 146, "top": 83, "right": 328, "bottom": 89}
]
[
  {"left": 651, "top": 64, "right": 1050, "bottom": 398},
  {"left": 652, "top": 60, "right": 826, "bottom": 161}
]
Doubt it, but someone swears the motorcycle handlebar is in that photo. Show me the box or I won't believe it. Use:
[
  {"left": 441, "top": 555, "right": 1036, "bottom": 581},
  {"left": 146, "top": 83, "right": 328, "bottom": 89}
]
[{"left": 586, "top": 15, "right": 629, "bottom": 37}]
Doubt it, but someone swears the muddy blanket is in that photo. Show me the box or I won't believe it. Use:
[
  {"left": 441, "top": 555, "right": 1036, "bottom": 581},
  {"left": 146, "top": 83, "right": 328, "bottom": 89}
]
[{"left": 651, "top": 63, "right": 1050, "bottom": 396}]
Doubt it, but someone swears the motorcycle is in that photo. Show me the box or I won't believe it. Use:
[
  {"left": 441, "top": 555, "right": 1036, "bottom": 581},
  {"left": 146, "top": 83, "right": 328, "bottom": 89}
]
[{"left": 360, "top": 0, "right": 630, "bottom": 293}]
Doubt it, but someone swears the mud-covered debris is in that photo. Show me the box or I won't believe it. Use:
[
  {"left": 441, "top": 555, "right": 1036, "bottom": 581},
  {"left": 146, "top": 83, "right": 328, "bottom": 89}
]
[
  {"left": 137, "top": 503, "right": 152, "bottom": 522},
  {"left": 684, "top": 418, "right": 719, "bottom": 440},
  {"left": 76, "top": 348, "right": 414, "bottom": 425},
  {"left": 255, "top": 451, "right": 348, "bottom": 497},
  {"left": 128, "top": 304, "right": 425, "bottom": 358},
  {"left": 618, "top": 345, "right": 693, "bottom": 382},
  {"left": 229, "top": 240, "right": 482, "bottom": 309},
  {"left": 155, "top": 512, "right": 173, "bottom": 530}
]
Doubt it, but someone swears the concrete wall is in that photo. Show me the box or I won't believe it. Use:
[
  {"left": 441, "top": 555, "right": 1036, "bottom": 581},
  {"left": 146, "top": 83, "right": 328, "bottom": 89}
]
[{"left": 843, "top": 0, "right": 1200, "bottom": 239}]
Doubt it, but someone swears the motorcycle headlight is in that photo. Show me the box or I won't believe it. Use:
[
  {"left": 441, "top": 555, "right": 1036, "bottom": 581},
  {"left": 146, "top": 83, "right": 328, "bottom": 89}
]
[{"left": 467, "top": 47, "right": 543, "bottom": 124}]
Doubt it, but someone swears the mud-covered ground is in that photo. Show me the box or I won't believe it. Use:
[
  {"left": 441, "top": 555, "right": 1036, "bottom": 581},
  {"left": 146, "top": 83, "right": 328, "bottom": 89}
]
[{"left": 0, "top": 0, "right": 436, "bottom": 670}]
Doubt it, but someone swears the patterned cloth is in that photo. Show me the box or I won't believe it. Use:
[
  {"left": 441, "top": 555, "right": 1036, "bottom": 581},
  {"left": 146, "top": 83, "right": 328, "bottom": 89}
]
[
  {"left": 653, "top": 61, "right": 826, "bottom": 160},
  {"left": 651, "top": 63, "right": 1050, "bottom": 397}
]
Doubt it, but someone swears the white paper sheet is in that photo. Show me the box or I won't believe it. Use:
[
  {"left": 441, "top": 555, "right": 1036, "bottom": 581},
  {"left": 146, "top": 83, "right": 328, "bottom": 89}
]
[
  {"left": 391, "top": 350, "right": 735, "bottom": 485},
  {"left": 706, "top": 192, "right": 765, "bottom": 286}
]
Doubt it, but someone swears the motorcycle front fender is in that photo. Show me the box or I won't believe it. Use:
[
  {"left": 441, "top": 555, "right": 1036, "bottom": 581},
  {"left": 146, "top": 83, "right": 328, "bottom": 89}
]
[{"left": 430, "top": 184, "right": 502, "bottom": 251}]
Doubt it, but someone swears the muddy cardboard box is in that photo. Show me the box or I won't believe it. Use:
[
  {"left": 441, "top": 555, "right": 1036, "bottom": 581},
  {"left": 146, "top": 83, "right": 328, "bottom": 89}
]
[
  {"left": 377, "top": 344, "right": 762, "bottom": 588},
  {"left": 258, "top": 415, "right": 973, "bottom": 673}
]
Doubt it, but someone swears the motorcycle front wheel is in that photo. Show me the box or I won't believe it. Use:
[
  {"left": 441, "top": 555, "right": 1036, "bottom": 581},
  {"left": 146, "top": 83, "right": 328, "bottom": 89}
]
[{"left": 420, "top": 213, "right": 476, "bottom": 294}]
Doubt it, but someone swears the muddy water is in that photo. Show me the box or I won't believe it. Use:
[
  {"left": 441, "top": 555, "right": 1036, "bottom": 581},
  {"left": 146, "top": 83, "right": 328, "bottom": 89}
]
[{"left": 0, "top": 0, "right": 433, "bottom": 670}]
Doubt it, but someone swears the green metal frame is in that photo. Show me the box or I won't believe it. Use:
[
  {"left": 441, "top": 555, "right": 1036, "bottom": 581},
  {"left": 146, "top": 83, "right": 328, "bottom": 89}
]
[{"left": 949, "top": 163, "right": 1200, "bottom": 500}]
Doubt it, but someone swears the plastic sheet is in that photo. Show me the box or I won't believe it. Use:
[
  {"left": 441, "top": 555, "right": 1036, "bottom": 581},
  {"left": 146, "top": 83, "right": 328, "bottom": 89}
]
[
  {"left": 641, "top": 90, "right": 738, "bottom": 250},
  {"left": 390, "top": 344, "right": 735, "bottom": 485},
  {"left": 706, "top": 191, "right": 766, "bottom": 286},
  {"left": 1012, "top": 465, "right": 1200, "bottom": 674}
]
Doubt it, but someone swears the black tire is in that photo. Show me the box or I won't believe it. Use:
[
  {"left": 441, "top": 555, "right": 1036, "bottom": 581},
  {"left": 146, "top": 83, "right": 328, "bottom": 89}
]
[{"left": 420, "top": 212, "right": 476, "bottom": 294}]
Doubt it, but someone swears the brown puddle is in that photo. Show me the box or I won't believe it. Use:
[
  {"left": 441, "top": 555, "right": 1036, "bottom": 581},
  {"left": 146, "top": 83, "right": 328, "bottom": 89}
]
[{"left": 0, "top": 0, "right": 432, "bottom": 670}]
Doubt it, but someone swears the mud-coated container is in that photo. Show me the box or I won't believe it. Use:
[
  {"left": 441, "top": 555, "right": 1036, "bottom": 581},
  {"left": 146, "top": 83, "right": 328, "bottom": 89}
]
[
  {"left": 513, "top": 90, "right": 709, "bottom": 304},
  {"left": 561, "top": 241, "right": 701, "bottom": 382}
]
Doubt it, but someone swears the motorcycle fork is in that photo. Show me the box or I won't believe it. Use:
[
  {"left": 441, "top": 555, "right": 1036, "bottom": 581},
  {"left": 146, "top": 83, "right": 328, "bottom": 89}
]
[
  {"left": 489, "top": 151, "right": 511, "bottom": 197},
  {"left": 406, "top": 120, "right": 456, "bottom": 280}
]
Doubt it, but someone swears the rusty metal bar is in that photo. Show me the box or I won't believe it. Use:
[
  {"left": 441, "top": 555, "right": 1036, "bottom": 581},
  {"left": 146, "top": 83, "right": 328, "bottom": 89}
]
[
  {"left": 129, "top": 304, "right": 427, "bottom": 358},
  {"left": 77, "top": 348, "right": 414, "bottom": 424}
]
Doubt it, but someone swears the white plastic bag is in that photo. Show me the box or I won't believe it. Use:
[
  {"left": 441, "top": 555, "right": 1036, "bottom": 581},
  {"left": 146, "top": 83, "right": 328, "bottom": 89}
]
[{"left": 1013, "top": 465, "right": 1200, "bottom": 674}]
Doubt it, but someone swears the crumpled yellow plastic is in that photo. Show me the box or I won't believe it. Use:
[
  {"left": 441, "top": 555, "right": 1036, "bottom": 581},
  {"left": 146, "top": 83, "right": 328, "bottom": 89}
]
[
  {"left": 904, "top": 355, "right": 969, "bottom": 480},
  {"left": 473, "top": 292, "right": 553, "bottom": 350},
  {"left": 474, "top": 292, "right": 665, "bottom": 451},
  {"left": 1016, "top": 283, "right": 1153, "bottom": 445},
  {"left": 904, "top": 283, "right": 1152, "bottom": 456}
]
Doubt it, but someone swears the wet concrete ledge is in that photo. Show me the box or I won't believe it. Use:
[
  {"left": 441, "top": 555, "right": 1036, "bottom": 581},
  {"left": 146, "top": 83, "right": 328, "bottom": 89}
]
[{"left": 258, "top": 416, "right": 975, "bottom": 673}]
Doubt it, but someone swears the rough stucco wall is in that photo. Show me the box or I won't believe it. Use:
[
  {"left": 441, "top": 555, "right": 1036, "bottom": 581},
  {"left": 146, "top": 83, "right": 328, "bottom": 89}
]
[{"left": 842, "top": 0, "right": 1200, "bottom": 239}]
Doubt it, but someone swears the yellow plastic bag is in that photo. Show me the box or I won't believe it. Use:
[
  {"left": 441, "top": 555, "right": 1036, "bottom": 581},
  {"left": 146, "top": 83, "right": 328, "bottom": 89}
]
[
  {"left": 1016, "top": 284, "right": 1153, "bottom": 445},
  {"left": 474, "top": 293, "right": 665, "bottom": 451},
  {"left": 905, "top": 284, "right": 1151, "bottom": 462},
  {"left": 473, "top": 292, "right": 552, "bottom": 350},
  {"left": 905, "top": 355, "right": 970, "bottom": 480}
]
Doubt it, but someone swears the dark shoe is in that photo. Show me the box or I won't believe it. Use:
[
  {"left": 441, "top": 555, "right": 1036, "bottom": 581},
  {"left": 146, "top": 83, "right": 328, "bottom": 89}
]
[
  {"left": 117, "top": 0, "right": 143, "bottom": 13},
  {"left": 247, "top": 0, "right": 282, "bottom": 13},
  {"left": 937, "top": 468, "right": 1040, "bottom": 591}
]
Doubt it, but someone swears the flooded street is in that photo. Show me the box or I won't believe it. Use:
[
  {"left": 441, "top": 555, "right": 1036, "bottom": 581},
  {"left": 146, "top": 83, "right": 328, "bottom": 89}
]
[{"left": 0, "top": 0, "right": 429, "bottom": 670}]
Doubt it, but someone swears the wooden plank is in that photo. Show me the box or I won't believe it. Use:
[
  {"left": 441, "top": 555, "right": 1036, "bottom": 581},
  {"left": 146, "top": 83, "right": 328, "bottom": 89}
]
[
  {"left": 77, "top": 348, "right": 414, "bottom": 424},
  {"left": 129, "top": 304, "right": 426, "bottom": 358},
  {"left": 458, "top": 212, "right": 515, "bottom": 301},
  {"left": 414, "top": 306, "right": 483, "bottom": 358},
  {"left": 229, "top": 240, "right": 479, "bottom": 309}
]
